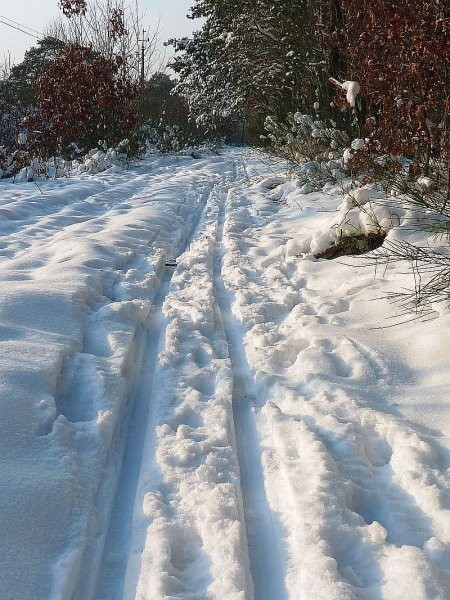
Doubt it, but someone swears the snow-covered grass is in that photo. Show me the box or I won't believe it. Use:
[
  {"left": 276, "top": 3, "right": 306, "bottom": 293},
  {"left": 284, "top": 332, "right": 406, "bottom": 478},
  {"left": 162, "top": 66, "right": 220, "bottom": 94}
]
[{"left": 0, "top": 150, "right": 448, "bottom": 599}]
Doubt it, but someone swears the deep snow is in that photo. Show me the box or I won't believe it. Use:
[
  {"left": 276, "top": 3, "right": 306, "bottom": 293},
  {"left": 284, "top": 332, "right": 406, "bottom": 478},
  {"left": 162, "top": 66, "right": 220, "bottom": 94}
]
[{"left": 0, "top": 150, "right": 448, "bottom": 600}]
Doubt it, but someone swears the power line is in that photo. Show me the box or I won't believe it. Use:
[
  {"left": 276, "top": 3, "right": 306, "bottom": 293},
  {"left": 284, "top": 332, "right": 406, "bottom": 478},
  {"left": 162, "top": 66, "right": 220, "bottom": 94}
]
[
  {"left": 0, "top": 18, "right": 40, "bottom": 39},
  {"left": 0, "top": 19, "right": 38, "bottom": 39},
  {"left": 0, "top": 14, "right": 42, "bottom": 37}
]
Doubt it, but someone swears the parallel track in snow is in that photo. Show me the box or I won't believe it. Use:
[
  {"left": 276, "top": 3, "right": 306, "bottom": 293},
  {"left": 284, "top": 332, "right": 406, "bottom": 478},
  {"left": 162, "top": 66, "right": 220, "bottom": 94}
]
[
  {"left": 92, "top": 156, "right": 288, "bottom": 600},
  {"left": 92, "top": 177, "right": 223, "bottom": 599},
  {"left": 212, "top": 179, "right": 287, "bottom": 600},
  {"left": 93, "top": 273, "right": 170, "bottom": 600},
  {"left": 67, "top": 155, "right": 289, "bottom": 600}
]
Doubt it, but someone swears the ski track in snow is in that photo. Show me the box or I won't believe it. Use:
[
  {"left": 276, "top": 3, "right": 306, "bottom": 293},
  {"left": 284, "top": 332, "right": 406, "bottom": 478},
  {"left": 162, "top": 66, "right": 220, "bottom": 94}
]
[
  {"left": 93, "top": 172, "right": 211, "bottom": 600},
  {"left": 214, "top": 187, "right": 287, "bottom": 600},
  {"left": 63, "top": 163, "right": 234, "bottom": 600},
  {"left": 128, "top": 176, "right": 252, "bottom": 600},
  {"left": 0, "top": 151, "right": 449, "bottom": 600}
]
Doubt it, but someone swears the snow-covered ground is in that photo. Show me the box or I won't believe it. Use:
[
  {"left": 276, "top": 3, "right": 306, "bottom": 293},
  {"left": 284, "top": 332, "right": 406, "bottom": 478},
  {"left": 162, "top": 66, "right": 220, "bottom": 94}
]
[{"left": 0, "top": 150, "right": 448, "bottom": 600}]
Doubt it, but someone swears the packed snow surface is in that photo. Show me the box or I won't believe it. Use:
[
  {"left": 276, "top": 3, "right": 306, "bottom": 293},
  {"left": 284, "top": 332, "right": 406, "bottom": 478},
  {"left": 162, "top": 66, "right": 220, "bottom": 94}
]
[{"left": 0, "top": 150, "right": 448, "bottom": 600}]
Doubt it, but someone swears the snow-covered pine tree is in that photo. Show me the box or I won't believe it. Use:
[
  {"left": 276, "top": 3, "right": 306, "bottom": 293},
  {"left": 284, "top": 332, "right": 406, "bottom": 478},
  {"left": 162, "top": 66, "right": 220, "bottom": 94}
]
[{"left": 170, "top": 0, "right": 332, "bottom": 139}]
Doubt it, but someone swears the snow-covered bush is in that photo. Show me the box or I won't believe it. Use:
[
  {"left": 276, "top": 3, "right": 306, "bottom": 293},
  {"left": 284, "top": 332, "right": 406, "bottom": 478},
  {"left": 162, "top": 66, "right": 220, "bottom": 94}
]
[
  {"left": 154, "top": 121, "right": 222, "bottom": 157},
  {"left": 262, "top": 112, "right": 349, "bottom": 188},
  {"left": 156, "top": 124, "right": 186, "bottom": 154},
  {"left": 344, "top": 165, "right": 450, "bottom": 312},
  {"left": 72, "top": 140, "right": 130, "bottom": 174},
  {"left": 264, "top": 112, "right": 348, "bottom": 163},
  {"left": 0, "top": 146, "right": 14, "bottom": 178},
  {"left": 0, "top": 138, "right": 133, "bottom": 181},
  {"left": 0, "top": 146, "right": 51, "bottom": 181},
  {"left": 308, "top": 184, "right": 399, "bottom": 258}
]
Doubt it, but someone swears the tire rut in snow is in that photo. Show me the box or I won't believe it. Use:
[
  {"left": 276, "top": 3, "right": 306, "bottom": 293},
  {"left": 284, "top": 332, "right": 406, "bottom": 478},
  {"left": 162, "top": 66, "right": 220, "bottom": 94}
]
[
  {"left": 213, "top": 185, "right": 287, "bottom": 600},
  {"left": 91, "top": 178, "right": 212, "bottom": 600},
  {"left": 127, "top": 175, "right": 253, "bottom": 600},
  {"left": 38, "top": 163, "right": 218, "bottom": 600}
]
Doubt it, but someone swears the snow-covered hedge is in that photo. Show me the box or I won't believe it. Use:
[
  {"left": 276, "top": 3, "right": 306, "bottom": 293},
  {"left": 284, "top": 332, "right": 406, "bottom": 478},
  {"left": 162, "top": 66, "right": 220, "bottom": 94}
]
[
  {"left": 73, "top": 140, "right": 130, "bottom": 174},
  {"left": 0, "top": 140, "right": 132, "bottom": 182}
]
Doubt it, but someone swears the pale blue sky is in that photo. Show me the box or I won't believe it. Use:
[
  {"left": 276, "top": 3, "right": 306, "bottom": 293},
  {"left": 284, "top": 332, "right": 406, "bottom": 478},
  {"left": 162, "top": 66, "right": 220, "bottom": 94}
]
[{"left": 0, "top": 0, "right": 198, "bottom": 65}]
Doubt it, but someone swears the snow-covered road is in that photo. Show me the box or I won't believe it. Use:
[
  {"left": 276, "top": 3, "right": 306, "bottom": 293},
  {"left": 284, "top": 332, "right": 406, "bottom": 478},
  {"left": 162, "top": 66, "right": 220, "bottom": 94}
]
[{"left": 0, "top": 151, "right": 448, "bottom": 600}]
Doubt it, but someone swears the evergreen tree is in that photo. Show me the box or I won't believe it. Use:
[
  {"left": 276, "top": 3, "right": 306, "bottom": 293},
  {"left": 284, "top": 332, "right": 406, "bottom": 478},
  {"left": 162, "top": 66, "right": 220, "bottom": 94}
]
[
  {"left": 0, "top": 37, "right": 65, "bottom": 107},
  {"left": 170, "top": 0, "right": 330, "bottom": 136}
]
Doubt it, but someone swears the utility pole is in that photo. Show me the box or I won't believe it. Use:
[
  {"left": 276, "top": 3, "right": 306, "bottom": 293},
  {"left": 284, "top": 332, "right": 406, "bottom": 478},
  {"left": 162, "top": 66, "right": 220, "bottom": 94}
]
[
  {"left": 138, "top": 28, "right": 149, "bottom": 89},
  {"left": 138, "top": 29, "right": 150, "bottom": 120}
]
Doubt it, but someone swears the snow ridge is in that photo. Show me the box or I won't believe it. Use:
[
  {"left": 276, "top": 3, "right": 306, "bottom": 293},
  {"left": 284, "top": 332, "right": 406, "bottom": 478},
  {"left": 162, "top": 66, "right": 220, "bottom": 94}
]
[{"left": 215, "top": 186, "right": 287, "bottom": 600}]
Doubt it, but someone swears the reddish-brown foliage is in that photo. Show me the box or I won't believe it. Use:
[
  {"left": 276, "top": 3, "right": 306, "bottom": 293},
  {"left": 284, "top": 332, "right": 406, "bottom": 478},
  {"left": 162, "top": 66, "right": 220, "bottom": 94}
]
[
  {"left": 339, "top": 0, "right": 450, "bottom": 168},
  {"left": 58, "top": 0, "right": 87, "bottom": 18},
  {"left": 34, "top": 44, "right": 138, "bottom": 156},
  {"left": 109, "top": 8, "right": 127, "bottom": 41}
]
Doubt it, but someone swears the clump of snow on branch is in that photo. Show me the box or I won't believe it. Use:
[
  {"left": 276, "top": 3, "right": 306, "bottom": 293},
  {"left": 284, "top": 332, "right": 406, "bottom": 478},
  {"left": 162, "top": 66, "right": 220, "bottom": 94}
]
[{"left": 330, "top": 78, "right": 361, "bottom": 108}]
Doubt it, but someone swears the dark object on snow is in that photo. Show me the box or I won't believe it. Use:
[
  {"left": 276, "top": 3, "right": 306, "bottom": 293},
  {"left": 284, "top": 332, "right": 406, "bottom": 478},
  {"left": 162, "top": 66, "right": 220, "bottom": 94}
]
[
  {"left": 314, "top": 233, "right": 386, "bottom": 260},
  {"left": 165, "top": 259, "right": 177, "bottom": 267}
]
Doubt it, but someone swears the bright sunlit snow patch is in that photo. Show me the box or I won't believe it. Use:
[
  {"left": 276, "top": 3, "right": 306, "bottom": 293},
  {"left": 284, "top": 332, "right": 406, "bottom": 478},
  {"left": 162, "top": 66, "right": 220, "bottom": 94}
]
[{"left": 0, "top": 149, "right": 448, "bottom": 600}]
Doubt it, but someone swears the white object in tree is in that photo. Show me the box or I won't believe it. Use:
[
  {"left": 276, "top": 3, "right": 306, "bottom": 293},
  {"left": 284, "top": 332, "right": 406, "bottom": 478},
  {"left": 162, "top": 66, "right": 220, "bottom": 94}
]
[{"left": 342, "top": 81, "right": 361, "bottom": 107}]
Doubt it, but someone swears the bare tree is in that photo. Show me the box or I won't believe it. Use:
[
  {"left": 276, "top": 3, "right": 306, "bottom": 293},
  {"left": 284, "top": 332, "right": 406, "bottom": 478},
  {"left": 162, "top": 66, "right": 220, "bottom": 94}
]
[
  {"left": 0, "top": 53, "right": 12, "bottom": 81},
  {"left": 44, "top": 0, "right": 164, "bottom": 82}
]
